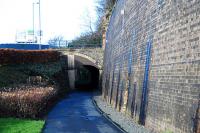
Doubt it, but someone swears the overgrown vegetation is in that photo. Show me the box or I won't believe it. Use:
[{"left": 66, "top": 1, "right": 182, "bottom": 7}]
[
  {"left": 49, "top": 0, "right": 116, "bottom": 48},
  {"left": 0, "top": 50, "right": 68, "bottom": 119},
  {"left": 0, "top": 61, "right": 67, "bottom": 118},
  {"left": 69, "top": 0, "right": 116, "bottom": 47},
  {"left": 0, "top": 65, "right": 28, "bottom": 88},
  {"left": 96, "top": 0, "right": 116, "bottom": 33},
  {"left": 68, "top": 32, "right": 101, "bottom": 47},
  {"left": 0, "top": 118, "right": 44, "bottom": 133},
  {"left": 0, "top": 62, "right": 62, "bottom": 88},
  {"left": 0, "top": 85, "right": 57, "bottom": 118}
]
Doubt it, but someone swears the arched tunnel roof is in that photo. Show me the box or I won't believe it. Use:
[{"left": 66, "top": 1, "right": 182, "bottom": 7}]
[{"left": 74, "top": 53, "right": 101, "bottom": 69}]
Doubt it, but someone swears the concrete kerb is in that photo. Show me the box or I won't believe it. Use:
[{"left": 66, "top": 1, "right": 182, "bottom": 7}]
[{"left": 92, "top": 92, "right": 127, "bottom": 133}]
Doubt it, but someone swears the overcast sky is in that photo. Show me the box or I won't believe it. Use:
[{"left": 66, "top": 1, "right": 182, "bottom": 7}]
[{"left": 0, "top": 0, "right": 97, "bottom": 43}]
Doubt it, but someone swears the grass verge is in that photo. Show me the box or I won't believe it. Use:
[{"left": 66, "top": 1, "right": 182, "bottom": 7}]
[{"left": 0, "top": 118, "right": 45, "bottom": 133}]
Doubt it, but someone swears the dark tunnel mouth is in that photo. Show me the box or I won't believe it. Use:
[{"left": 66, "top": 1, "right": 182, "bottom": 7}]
[{"left": 75, "top": 65, "right": 99, "bottom": 91}]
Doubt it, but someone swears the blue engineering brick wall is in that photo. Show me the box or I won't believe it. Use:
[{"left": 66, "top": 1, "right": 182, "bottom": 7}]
[{"left": 102, "top": 0, "right": 200, "bottom": 133}]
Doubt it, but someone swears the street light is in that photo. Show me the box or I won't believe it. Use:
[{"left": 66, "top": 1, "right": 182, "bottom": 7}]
[
  {"left": 32, "top": 0, "right": 42, "bottom": 49},
  {"left": 32, "top": 3, "right": 35, "bottom": 43},
  {"left": 38, "top": 0, "right": 42, "bottom": 49}
]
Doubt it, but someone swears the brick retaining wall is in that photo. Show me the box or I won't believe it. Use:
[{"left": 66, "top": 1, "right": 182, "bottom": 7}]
[{"left": 102, "top": 0, "right": 200, "bottom": 133}]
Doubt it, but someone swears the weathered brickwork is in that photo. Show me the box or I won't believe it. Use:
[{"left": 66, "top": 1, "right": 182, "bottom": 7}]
[{"left": 102, "top": 0, "right": 200, "bottom": 133}]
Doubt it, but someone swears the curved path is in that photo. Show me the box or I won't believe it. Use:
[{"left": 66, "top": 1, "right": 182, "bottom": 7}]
[{"left": 43, "top": 91, "right": 123, "bottom": 133}]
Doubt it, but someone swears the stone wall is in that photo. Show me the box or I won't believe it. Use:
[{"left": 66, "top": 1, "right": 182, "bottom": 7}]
[
  {"left": 58, "top": 47, "right": 104, "bottom": 69},
  {"left": 59, "top": 48, "right": 104, "bottom": 90},
  {"left": 102, "top": 0, "right": 200, "bottom": 133}
]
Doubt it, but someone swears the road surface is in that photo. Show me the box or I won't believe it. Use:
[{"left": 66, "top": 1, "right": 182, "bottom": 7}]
[{"left": 43, "top": 91, "right": 123, "bottom": 133}]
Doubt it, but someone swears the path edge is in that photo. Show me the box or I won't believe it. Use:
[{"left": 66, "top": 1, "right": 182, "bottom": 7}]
[{"left": 92, "top": 92, "right": 127, "bottom": 133}]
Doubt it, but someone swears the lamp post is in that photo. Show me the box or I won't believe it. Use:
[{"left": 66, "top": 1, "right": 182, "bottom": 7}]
[
  {"left": 33, "top": 0, "right": 41, "bottom": 49},
  {"left": 32, "top": 3, "right": 35, "bottom": 43},
  {"left": 38, "top": 0, "right": 41, "bottom": 49}
]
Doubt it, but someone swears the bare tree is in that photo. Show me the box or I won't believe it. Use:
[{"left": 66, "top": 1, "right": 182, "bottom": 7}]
[
  {"left": 69, "top": 0, "right": 116, "bottom": 47},
  {"left": 81, "top": 9, "right": 95, "bottom": 34},
  {"left": 48, "top": 36, "right": 64, "bottom": 48}
]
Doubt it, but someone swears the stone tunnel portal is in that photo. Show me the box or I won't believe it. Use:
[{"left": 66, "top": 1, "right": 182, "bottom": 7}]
[{"left": 66, "top": 54, "right": 101, "bottom": 91}]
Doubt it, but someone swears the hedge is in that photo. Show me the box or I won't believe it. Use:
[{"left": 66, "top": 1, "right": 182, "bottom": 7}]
[{"left": 0, "top": 49, "right": 61, "bottom": 65}]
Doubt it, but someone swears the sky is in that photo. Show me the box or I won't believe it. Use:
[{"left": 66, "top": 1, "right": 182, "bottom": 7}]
[{"left": 0, "top": 0, "right": 97, "bottom": 43}]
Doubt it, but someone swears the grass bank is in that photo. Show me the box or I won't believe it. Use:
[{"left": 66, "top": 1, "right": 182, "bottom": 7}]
[{"left": 0, "top": 118, "right": 44, "bottom": 133}]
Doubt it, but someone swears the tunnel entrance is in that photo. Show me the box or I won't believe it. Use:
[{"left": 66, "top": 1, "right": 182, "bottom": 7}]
[{"left": 75, "top": 65, "right": 99, "bottom": 91}]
